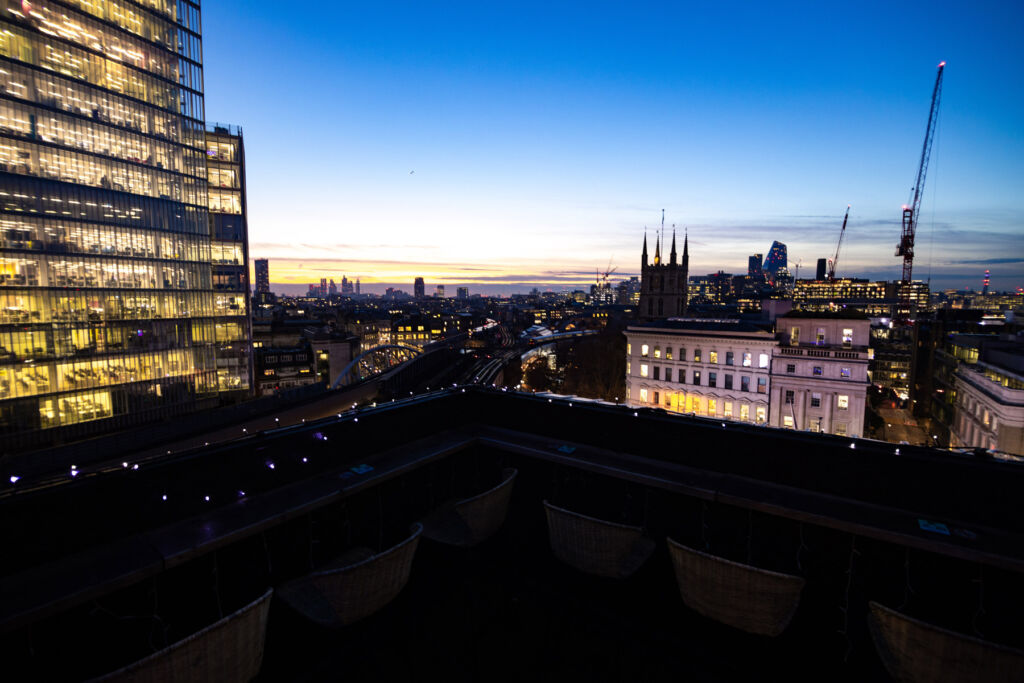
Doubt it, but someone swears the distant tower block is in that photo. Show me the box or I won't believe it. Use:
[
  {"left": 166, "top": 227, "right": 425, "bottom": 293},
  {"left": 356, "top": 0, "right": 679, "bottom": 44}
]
[
  {"left": 816, "top": 258, "right": 827, "bottom": 281},
  {"left": 983, "top": 269, "right": 990, "bottom": 295}
]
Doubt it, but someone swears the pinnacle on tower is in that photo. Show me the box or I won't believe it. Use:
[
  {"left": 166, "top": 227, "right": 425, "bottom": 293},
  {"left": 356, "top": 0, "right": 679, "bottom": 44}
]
[
  {"left": 654, "top": 230, "right": 661, "bottom": 266},
  {"left": 670, "top": 227, "right": 677, "bottom": 265},
  {"left": 642, "top": 230, "right": 648, "bottom": 267}
]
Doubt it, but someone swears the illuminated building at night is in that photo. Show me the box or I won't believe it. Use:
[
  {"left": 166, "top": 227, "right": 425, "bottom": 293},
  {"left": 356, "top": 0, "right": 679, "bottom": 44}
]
[
  {"left": 638, "top": 228, "right": 687, "bottom": 321},
  {"left": 625, "top": 320, "right": 775, "bottom": 423},
  {"left": 254, "top": 258, "right": 270, "bottom": 294},
  {"left": 769, "top": 314, "right": 869, "bottom": 437},
  {"left": 762, "top": 241, "right": 788, "bottom": 284},
  {"left": 414, "top": 277, "right": 425, "bottom": 299},
  {"left": 793, "top": 278, "right": 929, "bottom": 318},
  {"left": 205, "top": 124, "right": 251, "bottom": 398},
  {"left": 0, "top": 0, "right": 252, "bottom": 448}
]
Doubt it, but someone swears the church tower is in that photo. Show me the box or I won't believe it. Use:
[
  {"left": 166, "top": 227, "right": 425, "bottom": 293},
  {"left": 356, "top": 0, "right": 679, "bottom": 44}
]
[{"left": 638, "top": 211, "right": 688, "bottom": 321}]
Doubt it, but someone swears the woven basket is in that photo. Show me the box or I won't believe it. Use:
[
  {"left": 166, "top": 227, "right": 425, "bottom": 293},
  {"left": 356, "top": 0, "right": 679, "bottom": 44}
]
[
  {"left": 422, "top": 468, "right": 518, "bottom": 547},
  {"left": 667, "top": 538, "right": 804, "bottom": 637},
  {"left": 543, "top": 500, "right": 655, "bottom": 579},
  {"left": 91, "top": 587, "right": 273, "bottom": 682},
  {"left": 278, "top": 524, "right": 422, "bottom": 628},
  {"left": 868, "top": 601, "right": 1024, "bottom": 683}
]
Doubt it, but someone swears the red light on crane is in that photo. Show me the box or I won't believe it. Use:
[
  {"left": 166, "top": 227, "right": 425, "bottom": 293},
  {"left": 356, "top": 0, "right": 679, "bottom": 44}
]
[{"left": 938, "top": 61, "right": 946, "bottom": 67}]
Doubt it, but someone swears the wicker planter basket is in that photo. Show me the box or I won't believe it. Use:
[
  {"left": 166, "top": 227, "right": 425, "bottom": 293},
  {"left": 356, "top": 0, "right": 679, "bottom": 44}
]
[
  {"left": 868, "top": 601, "right": 1024, "bottom": 683},
  {"left": 91, "top": 587, "right": 273, "bottom": 682},
  {"left": 277, "top": 523, "right": 422, "bottom": 628},
  {"left": 422, "top": 468, "right": 518, "bottom": 547},
  {"left": 667, "top": 537, "right": 804, "bottom": 637},
  {"left": 543, "top": 500, "right": 655, "bottom": 579}
]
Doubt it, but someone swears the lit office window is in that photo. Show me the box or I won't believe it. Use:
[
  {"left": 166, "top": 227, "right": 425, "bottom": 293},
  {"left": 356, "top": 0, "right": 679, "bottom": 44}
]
[
  {"left": 641, "top": 344, "right": 649, "bottom": 357},
  {"left": 640, "top": 364, "right": 649, "bottom": 378},
  {"left": 709, "top": 351, "right": 718, "bottom": 364},
  {"left": 837, "top": 395, "right": 849, "bottom": 410},
  {"left": 742, "top": 352, "right": 752, "bottom": 367}
]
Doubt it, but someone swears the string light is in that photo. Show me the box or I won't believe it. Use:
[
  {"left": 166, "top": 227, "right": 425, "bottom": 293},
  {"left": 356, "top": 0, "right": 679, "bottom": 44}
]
[
  {"left": 9, "top": 475, "right": 20, "bottom": 484},
  {"left": 161, "top": 494, "right": 167, "bottom": 501},
  {"left": 122, "top": 462, "right": 128, "bottom": 468},
  {"left": 266, "top": 461, "right": 275, "bottom": 470},
  {"left": 204, "top": 495, "right": 211, "bottom": 502}
]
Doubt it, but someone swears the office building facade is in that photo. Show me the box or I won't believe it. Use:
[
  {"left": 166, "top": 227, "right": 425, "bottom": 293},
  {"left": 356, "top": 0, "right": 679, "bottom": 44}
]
[
  {"left": 0, "top": 0, "right": 249, "bottom": 447},
  {"left": 254, "top": 258, "right": 269, "bottom": 294},
  {"left": 769, "top": 315, "right": 870, "bottom": 437},
  {"left": 206, "top": 124, "right": 251, "bottom": 398},
  {"left": 625, "top": 320, "right": 775, "bottom": 424},
  {"left": 414, "top": 277, "right": 425, "bottom": 299}
]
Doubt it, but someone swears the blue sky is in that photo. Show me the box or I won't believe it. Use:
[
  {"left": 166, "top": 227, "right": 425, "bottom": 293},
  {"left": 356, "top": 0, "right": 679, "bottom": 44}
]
[{"left": 201, "top": 1, "right": 1023, "bottom": 294}]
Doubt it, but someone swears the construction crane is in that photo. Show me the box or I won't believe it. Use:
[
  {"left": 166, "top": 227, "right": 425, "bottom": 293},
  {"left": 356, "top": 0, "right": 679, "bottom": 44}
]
[
  {"left": 896, "top": 62, "right": 945, "bottom": 283},
  {"left": 827, "top": 205, "right": 850, "bottom": 282}
]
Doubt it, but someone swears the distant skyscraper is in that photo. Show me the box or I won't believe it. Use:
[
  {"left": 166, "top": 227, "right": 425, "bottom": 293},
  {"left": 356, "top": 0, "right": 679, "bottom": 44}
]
[
  {"left": 435, "top": 285, "right": 446, "bottom": 298},
  {"left": 457, "top": 286, "right": 469, "bottom": 300},
  {"left": 320, "top": 278, "right": 328, "bottom": 297},
  {"left": 356, "top": 279, "right": 361, "bottom": 295},
  {"left": 414, "top": 277, "right": 425, "bottom": 298},
  {"left": 255, "top": 259, "right": 270, "bottom": 294},
  {"left": 638, "top": 217, "right": 688, "bottom": 321},
  {"left": 748, "top": 254, "right": 763, "bottom": 280},
  {"left": 329, "top": 279, "right": 338, "bottom": 296},
  {"left": 816, "top": 258, "right": 828, "bottom": 281},
  {"left": 763, "top": 242, "right": 788, "bottom": 284}
]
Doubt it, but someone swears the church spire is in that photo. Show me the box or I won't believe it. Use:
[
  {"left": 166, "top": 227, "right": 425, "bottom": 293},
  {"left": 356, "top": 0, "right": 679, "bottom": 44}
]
[
  {"left": 641, "top": 230, "right": 648, "bottom": 267},
  {"left": 670, "top": 226, "right": 677, "bottom": 265},
  {"left": 654, "top": 231, "right": 661, "bottom": 266}
]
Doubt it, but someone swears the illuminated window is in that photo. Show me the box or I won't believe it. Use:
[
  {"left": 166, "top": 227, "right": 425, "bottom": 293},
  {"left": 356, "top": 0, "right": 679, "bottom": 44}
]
[
  {"left": 813, "top": 366, "right": 823, "bottom": 376},
  {"left": 759, "top": 353, "right": 769, "bottom": 368},
  {"left": 740, "top": 404, "right": 750, "bottom": 421},
  {"left": 789, "top": 327, "right": 800, "bottom": 346},
  {"left": 816, "top": 328, "right": 826, "bottom": 345},
  {"left": 757, "top": 377, "right": 766, "bottom": 394},
  {"left": 666, "top": 348, "right": 673, "bottom": 360},
  {"left": 694, "top": 371, "right": 701, "bottom": 385},
  {"left": 837, "top": 395, "right": 849, "bottom": 410},
  {"left": 693, "top": 397, "right": 703, "bottom": 415},
  {"left": 641, "top": 344, "right": 649, "bottom": 357},
  {"left": 842, "top": 328, "right": 853, "bottom": 348},
  {"left": 626, "top": 362, "right": 630, "bottom": 375},
  {"left": 742, "top": 352, "right": 752, "bottom": 367},
  {"left": 835, "top": 423, "right": 847, "bottom": 436},
  {"left": 640, "top": 364, "right": 649, "bottom": 378},
  {"left": 724, "top": 401, "right": 733, "bottom": 418},
  {"left": 627, "top": 343, "right": 631, "bottom": 355},
  {"left": 840, "top": 367, "right": 851, "bottom": 378},
  {"left": 640, "top": 388, "right": 649, "bottom": 403},
  {"left": 654, "top": 346, "right": 661, "bottom": 359},
  {"left": 756, "top": 406, "right": 766, "bottom": 424},
  {"left": 709, "top": 351, "right": 718, "bottom": 364},
  {"left": 783, "top": 416, "right": 794, "bottom": 428},
  {"left": 694, "top": 349, "right": 701, "bottom": 362}
]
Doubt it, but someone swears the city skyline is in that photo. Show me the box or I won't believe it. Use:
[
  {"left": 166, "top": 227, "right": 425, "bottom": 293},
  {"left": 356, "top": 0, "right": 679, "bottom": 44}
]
[{"left": 201, "top": 1, "right": 1022, "bottom": 294}]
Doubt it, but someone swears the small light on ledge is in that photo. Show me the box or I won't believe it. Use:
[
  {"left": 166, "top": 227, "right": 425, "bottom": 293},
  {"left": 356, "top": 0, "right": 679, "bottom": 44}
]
[
  {"left": 850, "top": 443, "right": 856, "bottom": 449},
  {"left": 204, "top": 495, "right": 211, "bottom": 502},
  {"left": 634, "top": 412, "right": 638, "bottom": 417},
  {"left": 122, "top": 461, "right": 128, "bottom": 468},
  {"left": 266, "top": 461, "right": 275, "bottom": 470},
  {"left": 302, "top": 457, "right": 308, "bottom": 463},
  {"left": 132, "top": 464, "right": 139, "bottom": 470},
  {"left": 10, "top": 475, "right": 20, "bottom": 484},
  {"left": 161, "top": 494, "right": 168, "bottom": 501},
  {"left": 895, "top": 448, "right": 901, "bottom": 455},
  {"left": 238, "top": 490, "right": 246, "bottom": 498},
  {"left": 354, "top": 417, "right": 359, "bottom": 423}
]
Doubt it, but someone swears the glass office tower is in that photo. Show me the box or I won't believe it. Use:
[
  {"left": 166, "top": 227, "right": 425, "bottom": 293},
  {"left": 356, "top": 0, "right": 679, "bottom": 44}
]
[
  {"left": 0, "top": 0, "right": 231, "bottom": 448},
  {"left": 206, "top": 123, "right": 251, "bottom": 397}
]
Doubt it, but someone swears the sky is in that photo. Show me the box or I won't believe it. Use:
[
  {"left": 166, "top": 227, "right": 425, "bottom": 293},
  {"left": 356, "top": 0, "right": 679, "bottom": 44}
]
[{"left": 201, "top": 1, "right": 1024, "bottom": 295}]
